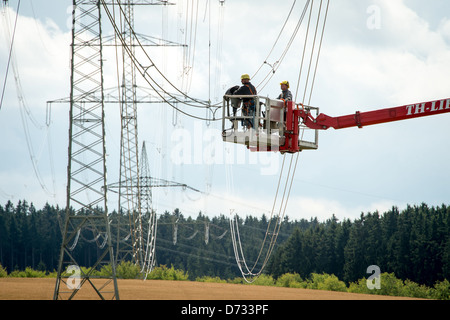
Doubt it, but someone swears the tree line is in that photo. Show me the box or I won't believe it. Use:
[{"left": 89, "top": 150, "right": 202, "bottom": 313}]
[
  {"left": 268, "top": 204, "right": 450, "bottom": 286},
  {"left": 0, "top": 200, "right": 448, "bottom": 286}
]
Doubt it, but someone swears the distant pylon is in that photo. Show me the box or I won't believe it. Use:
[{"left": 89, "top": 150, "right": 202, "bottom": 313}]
[
  {"left": 114, "top": 0, "right": 176, "bottom": 272},
  {"left": 116, "top": 0, "right": 143, "bottom": 268},
  {"left": 139, "top": 141, "right": 157, "bottom": 277},
  {"left": 108, "top": 140, "right": 203, "bottom": 277}
]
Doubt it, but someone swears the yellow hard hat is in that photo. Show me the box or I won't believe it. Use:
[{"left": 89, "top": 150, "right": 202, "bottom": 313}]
[
  {"left": 241, "top": 74, "right": 251, "bottom": 80},
  {"left": 280, "top": 81, "right": 290, "bottom": 88}
]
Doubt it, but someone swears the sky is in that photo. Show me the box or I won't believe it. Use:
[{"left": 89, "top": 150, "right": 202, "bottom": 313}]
[{"left": 1, "top": 0, "right": 450, "bottom": 223}]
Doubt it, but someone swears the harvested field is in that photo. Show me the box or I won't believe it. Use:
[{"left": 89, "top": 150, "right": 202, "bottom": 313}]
[{"left": 0, "top": 278, "right": 421, "bottom": 300}]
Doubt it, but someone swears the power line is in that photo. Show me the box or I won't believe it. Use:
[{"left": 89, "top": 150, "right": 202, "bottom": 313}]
[
  {"left": 1, "top": 0, "right": 57, "bottom": 198},
  {"left": 230, "top": 0, "right": 330, "bottom": 283},
  {"left": 255, "top": 0, "right": 311, "bottom": 92},
  {"left": 251, "top": 0, "right": 297, "bottom": 81},
  {"left": 101, "top": 0, "right": 222, "bottom": 122},
  {"left": 0, "top": 0, "right": 20, "bottom": 111}
]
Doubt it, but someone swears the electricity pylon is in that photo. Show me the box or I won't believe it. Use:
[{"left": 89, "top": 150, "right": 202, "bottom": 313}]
[
  {"left": 108, "top": 140, "right": 204, "bottom": 277},
  {"left": 52, "top": 0, "right": 190, "bottom": 299},
  {"left": 114, "top": 0, "right": 177, "bottom": 272},
  {"left": 54, "top": 1, "right": 119, "bottom": 300},
  {"left": 115, "top": 0, "right": 143, "bottom": 269},
  {"left": 138, "top": 141, "right": 157, "bottom": 276}
]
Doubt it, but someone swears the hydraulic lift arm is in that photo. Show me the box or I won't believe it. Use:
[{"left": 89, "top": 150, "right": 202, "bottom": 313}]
[{"left": 299, "top": 98, "right": 450, "bottom": 130}]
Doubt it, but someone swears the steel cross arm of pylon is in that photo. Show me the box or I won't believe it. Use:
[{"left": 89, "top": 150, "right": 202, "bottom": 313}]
[
  {"left": 300, "top": 98, "right": 450, "bottom": 130},
  {"left": 82, "top": 0, "right": 175, "bottom": 5},
  {"left": 107, "top": 177, "right": 202, "bottom": 194},
  {"left": 144, "top": 177, "right": 202, "bottom": 193},
  {"left": 47, "top": 87, "right": 210, "bottom": 105},
  {"left": 101, "top": 34, "right": 186, "bottom": 48}
]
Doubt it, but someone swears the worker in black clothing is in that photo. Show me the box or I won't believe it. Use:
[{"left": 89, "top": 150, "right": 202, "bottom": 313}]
[
  {"left": 233, "top": 74, "right": 257, "bottom": 128},
  {"left": 233, "top": 74, "right": 257, "bottom": 97}
]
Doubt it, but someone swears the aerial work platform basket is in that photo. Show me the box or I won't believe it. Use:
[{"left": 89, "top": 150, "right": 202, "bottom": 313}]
[{"left": 222, "top": 95, "right": 319, "bottom": 153}]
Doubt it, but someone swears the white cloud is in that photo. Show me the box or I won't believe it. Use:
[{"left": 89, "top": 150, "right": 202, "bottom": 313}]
[
  {"left": 1, "top": 8, "right": 70, "bottom": 99},
  {"left": 152, "top": 185, "right": 406, "bottom": 224},
  {"left": 1, "top": 1, "right": 450, "bottom": 223},
  {"left": 439, "top": 18, "right": 450, "bottom": 42},
  {"left": 319, "top": 0, "right": 450, "bottom": 111},
  {"left": 285, "top": 195, "right": 401, "bottom": 222},
  {"left": 0, "top": 6, "right": 70, "bottom": 207}
]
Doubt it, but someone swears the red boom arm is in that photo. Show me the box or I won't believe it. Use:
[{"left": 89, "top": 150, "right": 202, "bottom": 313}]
[{"left": 300, "top": 98, "right": 450, "bottom": 130}]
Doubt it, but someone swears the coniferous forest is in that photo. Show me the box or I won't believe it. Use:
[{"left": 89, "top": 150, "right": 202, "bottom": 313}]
[{"left": 0, "top": 200, "right": 449, "bottom": 287}]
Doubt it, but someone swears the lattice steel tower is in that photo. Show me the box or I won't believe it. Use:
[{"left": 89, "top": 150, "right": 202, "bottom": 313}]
[
  {"left": 138, "top": 141, "right": 157, "bottom": 276},
  {"left": 54, "top": 1, "right": 119, "bottom": 300},
  {"left": 54, "top": 0, "right": 183, "bottom": 299},
  {"left": 113, "top": 0, "right": 176, "bottom": 274},
  {"left": 115, "top": 0, "right": 142, "bottom": 269}
]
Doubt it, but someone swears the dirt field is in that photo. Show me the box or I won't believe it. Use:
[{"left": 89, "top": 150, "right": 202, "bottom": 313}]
[{"left": 0, "top": 278, "right": 421, "bottom": 300}]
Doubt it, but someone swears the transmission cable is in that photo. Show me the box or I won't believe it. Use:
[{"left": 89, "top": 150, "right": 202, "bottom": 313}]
[
  {"left": 101, "top": 1, "right": 221, "bottom": 122},
  {"left": 251, "top": 0, "right": 297, "bottom": 81},
  {"left": 255, "top": 0, "right": 311, "bottom": 92},
  {"left": 0, "top": 0, "right": 20, "bottom": 111},
  {"left": 230, "top": 0, "right": 330, "bottom": 283},
  {"left": 1, "top": 1, "right": 57, "bottom": 198},
  {"left": 102, "top": 1, "right": 210, "bottom": 107}
]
